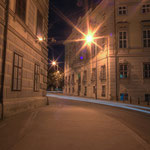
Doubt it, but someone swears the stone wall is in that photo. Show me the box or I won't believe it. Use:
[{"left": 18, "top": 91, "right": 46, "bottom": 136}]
[{"left": 0, "top": 0, "right": 49, "bottom": 117}]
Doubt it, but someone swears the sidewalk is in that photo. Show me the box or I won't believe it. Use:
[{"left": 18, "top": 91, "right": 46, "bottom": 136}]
[{"left": 47, "top": 94, "right": 150, "bottom": 115}]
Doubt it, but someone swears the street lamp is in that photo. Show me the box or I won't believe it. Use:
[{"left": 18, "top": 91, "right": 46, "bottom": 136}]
[
  {"left": 38, "top": 36, "right": 43, "bottom": 42},
  {"left": 52, "top": 61, "right": 56, "bottom": 66},
  {"left": 85, "top": 33, "right": 93, "bottom": 44}
]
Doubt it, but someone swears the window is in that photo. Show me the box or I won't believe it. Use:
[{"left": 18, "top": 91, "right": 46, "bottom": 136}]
[
  {"left": 78, "top": 73, "right": 81, "bottom": 84},
  {"left": 12, "top": 53, "right": 23, "bottom": 91},
  {"left": 118, "top": 6, "right": 127, "bottom": 15},
  {"left": 84, "top": 87, "right": 87, "bottom": 96},
  {"left": 142, "top": 4, "right": 150, "bottom": 13},
  {"left": 102, "top": 85, "right": 106, "bottom": 97},
  {"left": 93, "top": 86, "right": 96, "bottom": 94},
  {"left": 120, "top": 93, "right": 128, "bottom": 101},
  {"left": 91, "top": 68, "right": 96, "bottom": 81},
  {"left": 34, "top": 64, "right": 40, "bottom": 92},
  {"left": 143, "top": 63, "right": 150, "bottom": 78},
  {"left": 71, "top": 74, "right": 74, "bottom": 85},
  {"left": 119, "top": 64, "right": 129, "bottom": 79},
  {"left": 145, "top": 94, "right": 150, "bottom": 102},
  {"left": 100, "top": 65, "right": 106, "bottom": 80},
  {"left": 143, "top": 29, "right": 150, "bottom": 48},
  {"left": 15, "top": 0, "right": 26, "bottom": 22},
  {"left": 83, "top": 70, "right": 87, "bottom": 82},
  {"left": 36, "top": 10, "right": 43, "bottom": 37},
  {"left": 119, "top": 31, "right": 128, "bottom": 48},
  {"left": 68, "top": 76, "right": 70, "bottom": 85},
  {"left": 72, "top": 87, "right": 74, "bottom": 93}
]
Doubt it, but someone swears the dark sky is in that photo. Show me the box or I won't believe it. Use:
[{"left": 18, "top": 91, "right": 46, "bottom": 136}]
[{"left": 48, "top": 0, "right": 102, "bottom": 68}]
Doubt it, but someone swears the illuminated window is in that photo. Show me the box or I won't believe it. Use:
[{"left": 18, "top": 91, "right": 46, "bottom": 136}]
[
  {"left": 102, "top": 85, "right": 106, "bottom": 97},
  {"left": 143, "top": 29, "right": 150, "bottom": 48},
  {"left": 120, "top": 93, "right": 128, "bottom": 101},
  {"left": 15, "top": 0, "right": 26, "bottom": 22},
  {"left": 34, "top": 64, "right": 40, "bottom": 92},
  {"left": 36, "top": 10, "right": 43, "bottom": 36},
  {"left": 119, "top": 64, "right": 128, "bottom": 79},
  {"left": 12, "top": 53, "right": 23, "bottom": 91},
  {"left": 143, "top": 63, "right": 150, "bottom": 78},
  {"left": 119, "top": 31, "right": 128, "bottom": 48},
  {"left": 142, "top": 4, "right": 150, "bottom": 13},
  {"left": 100, "top": 65, "right": 106, "bottom": 80},
  {"left": 118, "top": 6, "right": 127, "bottom": 15}
]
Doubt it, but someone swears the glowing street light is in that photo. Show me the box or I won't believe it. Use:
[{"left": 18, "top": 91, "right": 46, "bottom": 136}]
[
  {"left": 52, "top": 61, "right": 56, "bottom": 66},
  {"left": 85, "top": 33, "right": 93, "bottom": 44},
  {"left": 37, "top": 36, "right": 43, "bottom": 42}
]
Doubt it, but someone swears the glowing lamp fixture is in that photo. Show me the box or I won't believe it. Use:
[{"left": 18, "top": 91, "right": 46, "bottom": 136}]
[
  {"left": 38, "top": 36, "right": 43, "bottom": 42},
  {"left": 52, "top": 61, "right": 56, "bottom": 66},
  {"left": 86, "top": 33, "right": 93, "bottom": 44}
]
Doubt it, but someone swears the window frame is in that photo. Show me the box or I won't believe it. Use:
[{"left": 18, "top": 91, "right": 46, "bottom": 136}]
[
  {"left": 145, "top": 94, "right": 150, "bottom": 102},
  {"left": 101, "top": 85, "right": 106, "bottom": 97},
  {"left": 91, "top": 68, "right": 96, "bottom": 81},
  {"left": 34, "top": 64, "right": 40, "bottom": 92},
  {"left": 142, "top": 4, "right": 150, "bottom": 14},
  {"left": 100, "top": 65, "right": 106, "bottom": 80},
  {"left": 12, "top": 53, "right": 23, "bottom": 91},
  {"left": 36, "top": 9, "right": 43, "bottom": 37},
  {"left": 118, "top": 6, "right": 127, "bottom": 16},
  {"left": 143, "top": 29, "right": 150, "bottom": 48},
  {"left": 143, "top": 63, "right": 150, "bottom": 79},
  {"left": 83, "top": 70, "right": 87, "bottom": 82},
  {"left": 15, "top": 0, "right": 27, "bottom": 22},
  {"left": 119, "top": 63, "right": 129, "bottom": 79},
  {"left": 118, "top": 31, "right": 128, "bottom": 49}
]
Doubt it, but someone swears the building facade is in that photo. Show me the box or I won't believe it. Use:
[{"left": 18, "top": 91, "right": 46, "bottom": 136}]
[
  {"left": 0, "top": 0, "right": 49, "bottom": 117},
  {"left": 64, "top": 0, "right": 150, "bottom": 103}
]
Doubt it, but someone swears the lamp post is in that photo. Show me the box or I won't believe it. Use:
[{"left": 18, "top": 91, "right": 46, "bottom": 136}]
[
  {"left": 51, "top": 60, "right": 59, "bottom": 90},
  {"left": 85, "top": 33, "right": 98, "bottom": 99}
]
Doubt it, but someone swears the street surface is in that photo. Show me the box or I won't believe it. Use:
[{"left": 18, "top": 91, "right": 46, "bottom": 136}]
[{"left": 0, "top": 96, "right": 150, "bottom": 150}]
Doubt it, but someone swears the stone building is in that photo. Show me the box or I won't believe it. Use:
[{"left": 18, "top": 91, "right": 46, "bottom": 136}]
[
  {"left": 64, "top": 0, "right": 150, "bottom": 103},
  {"left": 0, "top": 0, "right": 49, "bottom": 117}
]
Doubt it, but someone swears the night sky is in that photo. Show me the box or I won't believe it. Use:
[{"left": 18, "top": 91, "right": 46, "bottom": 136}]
[{"left": 48, "top": 0, "right": 102, "bottom": 68}]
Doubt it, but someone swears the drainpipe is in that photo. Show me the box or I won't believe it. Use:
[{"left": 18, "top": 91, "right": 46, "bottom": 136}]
[
  {"left": 114, "top": 0, "right": 118, "bottom": 101},
  {"left": 0, "top": 0, "right": 10, "bottom": 120}
]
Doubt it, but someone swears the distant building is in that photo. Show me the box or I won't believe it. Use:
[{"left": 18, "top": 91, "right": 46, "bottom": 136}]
[
  {"left": 0, "top": 0, "right": 49, "bottom": 117},
  {"left": 64, "top": 0, "right": 150, "bottom": 103}
]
